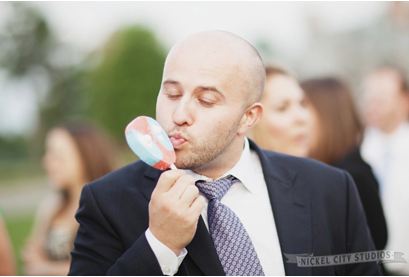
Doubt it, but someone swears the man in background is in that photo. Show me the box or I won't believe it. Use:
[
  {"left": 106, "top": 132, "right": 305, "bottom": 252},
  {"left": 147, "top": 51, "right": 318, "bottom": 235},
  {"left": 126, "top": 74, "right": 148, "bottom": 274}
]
[{"left": 361, "top": 65, "right": 409, "bottom": 275}]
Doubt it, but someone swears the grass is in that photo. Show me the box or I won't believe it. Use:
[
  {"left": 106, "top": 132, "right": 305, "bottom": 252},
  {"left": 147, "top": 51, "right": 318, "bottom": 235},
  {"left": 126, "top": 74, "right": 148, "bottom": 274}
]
[
  {"left": 4, "top": 212, "right": 35, "bottom": 275},
  {"left": 0, "top": 160, "right": 43, "bottom": 187}
]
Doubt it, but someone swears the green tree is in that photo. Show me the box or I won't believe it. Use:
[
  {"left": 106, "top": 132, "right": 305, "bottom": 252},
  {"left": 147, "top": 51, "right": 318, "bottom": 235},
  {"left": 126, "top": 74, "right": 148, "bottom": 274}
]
[
  {"left": 0, "top": 3, "right": 87, "bottom": 157},
  {"left": 85, "top": 26, "right": 166, "bottom": 141},
  {"left": 0, "top": 3, "right": 53, "bottom": 77}
]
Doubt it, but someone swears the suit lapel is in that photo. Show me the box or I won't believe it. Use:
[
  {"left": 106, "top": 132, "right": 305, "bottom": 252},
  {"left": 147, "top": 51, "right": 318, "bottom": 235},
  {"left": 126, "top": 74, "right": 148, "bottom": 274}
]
[
  {"left": 141, "top": 165, "right": 161, "bottom": 201},
  {"left": 143, "top": 166, "right": 224, "bottom": 275},
  {"left": 186, "top": 218, "right": 225, "bottom": 275},
  {"left": 250, "top": 140, "right": 313, "bottom": 276}
]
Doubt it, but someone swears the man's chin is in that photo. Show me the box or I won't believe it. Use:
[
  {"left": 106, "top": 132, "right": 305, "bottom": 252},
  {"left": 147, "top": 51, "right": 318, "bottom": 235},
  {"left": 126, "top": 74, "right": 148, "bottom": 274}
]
[
  {"left": 174, "top": 146, "right": 217, "bottom": 170},
  {"left": 174, "top": 158, "right": 193, "bottom": 169},
  {"left": 174, "top": 153, "right": 200, "bottom": 170},
  {"left": 174, "top": 151, "right": 188, "bottom": 168}
]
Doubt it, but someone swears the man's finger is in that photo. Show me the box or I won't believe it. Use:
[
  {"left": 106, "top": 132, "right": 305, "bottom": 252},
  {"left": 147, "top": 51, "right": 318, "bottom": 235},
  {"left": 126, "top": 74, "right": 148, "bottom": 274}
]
[
  {"left": 167, "top": 175, "right": 196, "bottom": 199},
  {"left": 190, "top": 195, "right": 206, "bottom": 215},
  {"left": 179, "top": 185, "right": 200, "bottom": 207},
  {"left": 153, "top": 170, "right": 185, "bottom": 195}
]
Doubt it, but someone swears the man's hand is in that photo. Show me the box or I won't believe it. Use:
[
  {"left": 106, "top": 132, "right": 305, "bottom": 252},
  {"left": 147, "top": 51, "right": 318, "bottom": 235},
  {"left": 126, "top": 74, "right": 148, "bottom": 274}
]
[{"left": 149, "top": 170, "right": 205, "bottom": 255}]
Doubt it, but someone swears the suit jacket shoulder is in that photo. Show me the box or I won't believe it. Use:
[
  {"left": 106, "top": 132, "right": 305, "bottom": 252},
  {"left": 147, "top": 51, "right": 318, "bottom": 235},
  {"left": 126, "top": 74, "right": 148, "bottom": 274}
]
[
  {"left": 255, "top": 147, "right": 381, "bottom": 275},
  {"left": 261, "top": 149, "right": 351, "bottom": 196},
  {"left": 69, "top": 160, "right": 164, "bottom": 275}
]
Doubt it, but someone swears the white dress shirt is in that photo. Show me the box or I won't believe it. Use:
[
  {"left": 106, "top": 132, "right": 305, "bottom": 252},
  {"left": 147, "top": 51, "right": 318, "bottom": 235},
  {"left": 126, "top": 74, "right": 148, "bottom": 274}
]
[
  {"left": 361, "top": 123, "right": 409, "bottom": 274},
  {"left": 146, "top": 138, "right": 285, "bottom": 275}
]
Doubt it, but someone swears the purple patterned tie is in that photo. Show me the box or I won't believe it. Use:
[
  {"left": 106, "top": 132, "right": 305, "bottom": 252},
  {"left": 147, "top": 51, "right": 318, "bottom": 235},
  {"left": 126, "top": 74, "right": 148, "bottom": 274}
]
[{"left": 195, "top": 175, "right": 265, "bottom": 276}]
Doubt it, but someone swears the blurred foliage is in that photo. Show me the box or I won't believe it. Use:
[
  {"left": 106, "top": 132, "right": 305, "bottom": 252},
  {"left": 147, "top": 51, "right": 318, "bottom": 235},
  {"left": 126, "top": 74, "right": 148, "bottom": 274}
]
[
  {"left": 35, "top": 66, "right": 87, "bottom": 155},
  {"left": 0, "top": 136, "right": 29, "bottom": 161},
  {"left": 0, "top": 2, "right": 167, "bottom": 162},
  {"left": 4, "top": 213, "right": 35, "bottom": 275},
  {"left": 0, "top": 2, "right": 86, "bottom": 159},
  {"left": 85, "top": 26, "right": 166, "bottom": 140},
  {"left": 0, "top": 3, "right": 53, "bottom": 76}
]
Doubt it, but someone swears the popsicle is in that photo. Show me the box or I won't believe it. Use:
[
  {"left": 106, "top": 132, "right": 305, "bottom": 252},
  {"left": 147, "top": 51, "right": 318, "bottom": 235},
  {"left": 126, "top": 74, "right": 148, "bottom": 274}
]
[{"left": 125, "top": 116, "right": 176, "bottom": 170}]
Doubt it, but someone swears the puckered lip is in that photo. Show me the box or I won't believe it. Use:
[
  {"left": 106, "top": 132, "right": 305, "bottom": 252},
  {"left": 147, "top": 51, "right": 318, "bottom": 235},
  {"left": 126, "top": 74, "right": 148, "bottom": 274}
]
[
  {"left": 168, "top": 132, "right": 188, "bottom": 149},
  {"left": 168, "top": 132, "right": 187, "bottom": 141}
]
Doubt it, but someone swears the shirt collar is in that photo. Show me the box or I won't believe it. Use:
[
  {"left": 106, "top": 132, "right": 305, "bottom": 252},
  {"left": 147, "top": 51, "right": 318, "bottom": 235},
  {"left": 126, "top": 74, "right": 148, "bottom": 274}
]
[{"left": 183, "top": 137, "right": 256, "bottom": 193}]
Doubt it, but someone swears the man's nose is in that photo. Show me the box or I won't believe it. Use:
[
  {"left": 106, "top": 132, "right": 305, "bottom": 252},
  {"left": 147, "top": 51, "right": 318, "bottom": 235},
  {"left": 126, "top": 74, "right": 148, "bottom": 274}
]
[{"left": 172, "top": 97, "right": 193, "bottom": 126}]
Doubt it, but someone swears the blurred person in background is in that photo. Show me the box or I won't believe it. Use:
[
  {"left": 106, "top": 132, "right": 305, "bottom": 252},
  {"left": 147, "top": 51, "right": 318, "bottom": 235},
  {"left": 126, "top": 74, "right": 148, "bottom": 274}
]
[
  {"left": 249, "top": 66, "right": 311, "bottom": 157},
  {"left": 0, "top": 214, "right": 16, "bottom": 275},
  {"left": 361, "top": 66, "right": 409, "bottom": 191},
  {"left": 361, "top": 66, "right": 409, "bottom": 275},
  {"left": 301, "top": 77, "right": 387, "bottom": 253},
  {"left": 22, "top": 122, "right": 117, "bottom": 275}
]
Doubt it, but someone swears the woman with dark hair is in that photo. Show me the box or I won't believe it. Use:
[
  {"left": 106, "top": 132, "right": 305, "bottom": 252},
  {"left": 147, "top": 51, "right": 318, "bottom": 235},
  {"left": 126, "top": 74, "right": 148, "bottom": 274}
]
[
  {"left": 301, "top": 77, "right": 388, "bottom": 251},
  {"left": 23, "top": 122, "right": 117, "bottom": 275},
  {"left": 250, "top": 66, "right": 311, "bottom": 157}
]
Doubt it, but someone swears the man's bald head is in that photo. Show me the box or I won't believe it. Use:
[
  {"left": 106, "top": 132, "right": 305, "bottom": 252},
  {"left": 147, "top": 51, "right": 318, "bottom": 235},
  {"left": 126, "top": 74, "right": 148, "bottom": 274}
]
[{"left": 163, "top": 31, "right": 265, "bottom": 106}]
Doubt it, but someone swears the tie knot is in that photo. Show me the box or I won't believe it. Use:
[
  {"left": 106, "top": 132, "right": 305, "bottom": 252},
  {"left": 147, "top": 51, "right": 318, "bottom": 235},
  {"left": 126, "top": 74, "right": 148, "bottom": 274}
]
[{"left": 195, "top": 175, "right": 238, "bottom": 201}]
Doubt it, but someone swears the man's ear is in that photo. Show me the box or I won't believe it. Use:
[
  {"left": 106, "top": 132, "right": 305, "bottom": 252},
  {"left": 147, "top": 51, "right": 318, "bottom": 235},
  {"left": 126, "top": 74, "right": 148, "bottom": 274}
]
[{"left": 238, "top": 103, "right": 263, "bottom": 135}]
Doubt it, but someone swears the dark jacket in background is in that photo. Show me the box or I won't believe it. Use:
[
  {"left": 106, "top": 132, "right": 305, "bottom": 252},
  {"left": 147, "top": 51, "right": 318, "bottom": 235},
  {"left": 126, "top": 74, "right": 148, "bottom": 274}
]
[{"left": 334, "top": 147, "right": 388, "bottom": 250}]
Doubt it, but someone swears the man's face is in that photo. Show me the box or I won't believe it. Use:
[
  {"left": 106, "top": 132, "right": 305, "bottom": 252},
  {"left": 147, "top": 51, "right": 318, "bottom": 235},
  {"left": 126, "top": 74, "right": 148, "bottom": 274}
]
[
  {"left": 363, "top": 71, "right": 407, "bottom": 131},
  {"left": 156, "top": 46, "right": 247, "bottom": 170}
]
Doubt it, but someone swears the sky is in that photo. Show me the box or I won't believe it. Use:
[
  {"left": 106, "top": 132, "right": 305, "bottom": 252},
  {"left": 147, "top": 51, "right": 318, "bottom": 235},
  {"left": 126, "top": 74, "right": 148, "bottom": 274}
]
[
  {"left": 0, "top": 2, "right": 387, "bottom": 136},
  {"left": 31, "top": 2, "right": 385, "bottom": 56}
]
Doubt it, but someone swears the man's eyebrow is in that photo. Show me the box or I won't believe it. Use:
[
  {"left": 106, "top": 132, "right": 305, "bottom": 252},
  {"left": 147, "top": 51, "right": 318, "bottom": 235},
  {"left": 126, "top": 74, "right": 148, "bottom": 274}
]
[
  {"left": 163, "top": 80, "right": 224, "bottom": 96},
  {"left": 196, "top": 86, "right": 224, "bottom": 96},
  {"left": 162, "top": 80, "right": 180, "bottom": 87}
]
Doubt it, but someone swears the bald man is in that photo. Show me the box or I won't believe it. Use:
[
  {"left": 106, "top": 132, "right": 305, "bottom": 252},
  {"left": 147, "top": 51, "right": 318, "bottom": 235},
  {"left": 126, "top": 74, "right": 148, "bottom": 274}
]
[{"left": 69, "top": 31, "right": 380, "bottom": 275}]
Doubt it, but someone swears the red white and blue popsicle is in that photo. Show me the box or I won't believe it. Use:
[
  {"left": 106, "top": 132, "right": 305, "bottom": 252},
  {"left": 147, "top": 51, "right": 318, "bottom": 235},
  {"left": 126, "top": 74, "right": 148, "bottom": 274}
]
[{"left": 125, "top": 116, "right": 176, "bottom": 170}]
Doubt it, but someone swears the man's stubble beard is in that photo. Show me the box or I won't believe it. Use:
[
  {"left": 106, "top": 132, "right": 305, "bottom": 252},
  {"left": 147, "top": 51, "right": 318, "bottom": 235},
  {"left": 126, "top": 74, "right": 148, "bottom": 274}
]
[{"left": 174, "top": 120, "right": 240, "bottom": 171}]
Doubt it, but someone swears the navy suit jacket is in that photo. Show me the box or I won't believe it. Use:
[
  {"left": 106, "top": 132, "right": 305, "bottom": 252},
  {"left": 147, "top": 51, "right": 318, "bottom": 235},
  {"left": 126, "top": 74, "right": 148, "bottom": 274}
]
[{"left": 69, "top": 141, "right": 381, "bottom": 275}]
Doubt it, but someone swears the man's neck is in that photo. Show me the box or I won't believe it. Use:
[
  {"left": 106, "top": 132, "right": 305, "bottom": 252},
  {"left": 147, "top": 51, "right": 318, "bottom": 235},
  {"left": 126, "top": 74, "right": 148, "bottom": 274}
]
[
  {"left": 380, "top": 120, "right": 406, "bottom": 134},
  {"left": 192, "top": 137, "right": 245, "bottom": 180}
]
